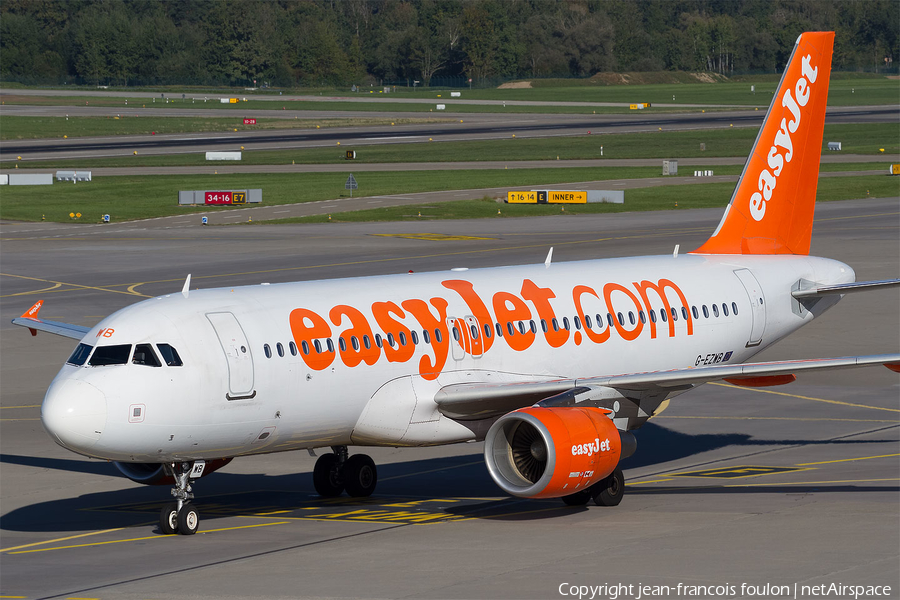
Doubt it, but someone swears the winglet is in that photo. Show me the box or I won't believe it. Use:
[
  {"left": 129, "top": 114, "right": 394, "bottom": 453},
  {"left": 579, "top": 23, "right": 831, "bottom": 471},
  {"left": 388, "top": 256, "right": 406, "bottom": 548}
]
[
  {"left": 693, "top": 31, "right": 834, "bottom": 255},
  {"left": 19, "top": 300, "right": 43, "bottom": 336},
  {"left": 544, "top": 247, "right": 553, "bottom": 268},
  {"left": 181, "top": 274, "right": 192, "bottom": 298}
]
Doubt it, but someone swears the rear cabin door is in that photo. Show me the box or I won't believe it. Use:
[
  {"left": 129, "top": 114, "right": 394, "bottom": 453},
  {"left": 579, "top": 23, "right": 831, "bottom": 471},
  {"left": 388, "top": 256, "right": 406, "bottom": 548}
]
[
  {"left": 206, "top": 312, "right": 255, "bottom": 397},
  {"left": 733, "top": 269, "right": 767, "bottom": 347}
]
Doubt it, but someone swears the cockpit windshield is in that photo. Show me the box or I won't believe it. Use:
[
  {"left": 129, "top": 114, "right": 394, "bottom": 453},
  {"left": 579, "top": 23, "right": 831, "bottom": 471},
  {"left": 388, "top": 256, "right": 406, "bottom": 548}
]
[
  {"left": 133, "top": 343, "right": 162, "bottom": 367},
  {"left": 66, "top": 343, "right": 93, "bottom": 366},
  {"left": 157, "top": 343, "right": 183, "bottom": 366},
  {"left": 88, "top": 344, "right": 132, "bottom": 366}
]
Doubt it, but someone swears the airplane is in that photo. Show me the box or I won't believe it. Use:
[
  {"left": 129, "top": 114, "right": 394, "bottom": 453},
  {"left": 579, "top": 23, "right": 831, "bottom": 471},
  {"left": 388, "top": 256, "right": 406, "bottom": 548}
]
[{"left": 11, "top": 31, "right": 900, "bottom": 535}]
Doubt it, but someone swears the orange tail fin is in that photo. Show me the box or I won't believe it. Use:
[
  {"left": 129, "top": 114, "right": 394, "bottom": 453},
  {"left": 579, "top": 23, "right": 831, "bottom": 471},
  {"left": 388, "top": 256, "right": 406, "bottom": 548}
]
[{"left": 694, "top": 32, "right": 834, "bottom": 255}]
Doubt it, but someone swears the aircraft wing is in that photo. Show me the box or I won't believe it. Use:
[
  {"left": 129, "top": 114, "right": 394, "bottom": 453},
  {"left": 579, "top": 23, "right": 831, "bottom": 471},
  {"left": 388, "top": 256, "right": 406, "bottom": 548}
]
[
  {"left": 435, "top": 353, "right": 900, "bottom": 421},
  {"left": 10, "top": 300, "right": 90, "bottom": 340}
]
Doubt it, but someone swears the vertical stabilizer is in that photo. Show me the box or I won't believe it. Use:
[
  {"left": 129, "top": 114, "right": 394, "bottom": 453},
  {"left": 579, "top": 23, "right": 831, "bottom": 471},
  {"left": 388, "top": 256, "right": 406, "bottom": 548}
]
[{"left": 693, "top": 32, "right": 834, "bottom": 255}]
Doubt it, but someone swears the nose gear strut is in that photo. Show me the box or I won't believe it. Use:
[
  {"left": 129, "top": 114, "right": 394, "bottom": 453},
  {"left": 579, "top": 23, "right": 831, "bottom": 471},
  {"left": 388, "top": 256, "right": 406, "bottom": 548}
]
[{"left": 159, "top": 462, "right": 200, "bottom": 535}]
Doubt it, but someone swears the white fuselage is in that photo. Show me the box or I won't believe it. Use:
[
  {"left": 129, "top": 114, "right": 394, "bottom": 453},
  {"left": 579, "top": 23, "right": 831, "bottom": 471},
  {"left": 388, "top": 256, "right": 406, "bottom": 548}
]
[{"left": 41, "top": 252, "right": 853, "bottom": 463}]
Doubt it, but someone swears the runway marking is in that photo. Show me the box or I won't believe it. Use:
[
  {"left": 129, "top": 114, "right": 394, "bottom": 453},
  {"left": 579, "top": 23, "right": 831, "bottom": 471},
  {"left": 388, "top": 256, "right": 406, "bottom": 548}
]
[
  {"left": 0, "top": 418, "right": 41, "bottom": 421},
  {"left": 797, "top": 453, "right": 900, "bottom": 466},
  {"left": 724, "top": 478, "right": 900, "bottom": 488},
  {"left": 0, "top": 273, "right": 150, "bottom": 298},
  {"left": 0, "top": 527, "right": 126, "bottom": 553},
  {"left": 7, "top": 521, "right": 288, "bottom": 554},
  {"left": 709, "top": 382, "right": 900, "bottom": 413},
  {"left": 372, "top": 233, "right": 496, "bottom": 241},
  {"left": 670, "top": 465, "right": 812, "bottom": 479},
  {"left": 0, "top": 405, "right": 40, "bottom": 409},
  {"left": 656, "top": 415, "right": 900, "bottom": 423},
  {"left": 379, "top": 460, "right": 483, "bottom": 482},
  {"left": 0, "top": 282, "right": 63, "bottom": 297},
  {"left": 815, "top": 211, "right": 900, "bottom": 222},
  {"left": 625, "top": 478, "right": 673, "bottom": 485}
]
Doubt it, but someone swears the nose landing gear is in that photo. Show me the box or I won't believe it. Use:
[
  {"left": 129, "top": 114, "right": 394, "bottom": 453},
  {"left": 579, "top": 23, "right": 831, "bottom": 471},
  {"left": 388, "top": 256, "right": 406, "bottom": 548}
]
[
  {"left": 159, "top": 462, "right": 200, "bottom": 535},
  {"left": 312, "top": 446, "right": 378, "bottom": 498}
]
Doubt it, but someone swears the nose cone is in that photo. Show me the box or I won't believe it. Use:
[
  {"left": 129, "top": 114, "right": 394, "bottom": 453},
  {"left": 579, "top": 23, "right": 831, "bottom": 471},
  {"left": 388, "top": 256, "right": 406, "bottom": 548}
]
[{"left": 42, "top": 378, "right": 107, "bottom": 454}]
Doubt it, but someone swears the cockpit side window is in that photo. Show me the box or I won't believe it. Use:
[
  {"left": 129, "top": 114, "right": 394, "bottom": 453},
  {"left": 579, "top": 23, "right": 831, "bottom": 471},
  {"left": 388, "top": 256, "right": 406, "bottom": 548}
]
[
  {"left": 133, "top": 343, "right": 162, "bottom": 367},
  {"left": 88, "top": 344, "right": 132, "bottom": 366},
  {"left": 67, "top": 343, "right": 93, "bottom": 366},
  {"left": 156, "top": 343, "right": 183, "bottom": 367}
]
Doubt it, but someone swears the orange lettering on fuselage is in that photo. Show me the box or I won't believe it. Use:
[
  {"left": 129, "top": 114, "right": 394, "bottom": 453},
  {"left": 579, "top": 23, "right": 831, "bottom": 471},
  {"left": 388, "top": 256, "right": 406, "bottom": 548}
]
[
  {"left": 330, "top": 304, "right": 380, "bottom": 367},
  {"left": 289, "top": 308, "right": 335, "bottom": 370},
  {"left": 288, "top": 277, "right": 693, "bottom": 376}
]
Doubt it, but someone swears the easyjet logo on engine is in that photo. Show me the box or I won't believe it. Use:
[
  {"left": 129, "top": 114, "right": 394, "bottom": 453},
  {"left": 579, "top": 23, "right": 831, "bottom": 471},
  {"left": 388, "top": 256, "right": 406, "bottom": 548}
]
[
  {"left": 289, "top": 277, "right": 693, "bottom": 380},
  {"left": 571, "top": 438, "right": 610, "bottom": 456},
  {"left": 749, "top": 54, "right": 818, "bottom": 222}
]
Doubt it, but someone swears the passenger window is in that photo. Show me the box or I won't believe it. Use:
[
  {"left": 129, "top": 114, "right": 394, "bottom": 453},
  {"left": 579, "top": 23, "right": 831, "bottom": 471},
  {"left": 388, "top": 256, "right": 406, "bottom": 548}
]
[
  {"left": 507, "top": 322, "right": 514, "bottom": 336},
  {"left": 90, "top": 344, "right": 131, "bottom": 366},
  {"left": 470, "top": 325, "right": 478, "bottom": 340},
  {"left": 596, "top": 314, "right": 603, "bottom": 328},
  {"left": 585, "top": 315, "right": 592, "bottom": 329},
  {"left": 484, "top": 323, "right": 492, "bottom": 338},
  {"left": 617, "top": 312, "right": 624, "bottom": 326},
  {"left": 351, "top": 336, "right": 360, "bottom": 351},
  {"left": 363, "top": 335, "right": 371, "bottom": 349},
  {"left": 67, "top": 343, "right": 93, "bottom": 366},
  {"left": 574, "top": 316, "right": 582, "bottom": 330},
  {"left": 650, "top": 310, "right": 657, "bottom": 323},
  {"left": 712, "top": 304, "right": 720, "bottom": 317},
  {"left": 398, "top": 332, "right": 407, "bottom": 346},
  {"left": 434, "top": 329, "right": 443, "bottom": 343},
  {"left": 290, "top": 341, "right": 298, "bottom": 356},
  {"left": 301, "top": 341, "right": 309, "bottom": 355},
  {"left": 423, "top": 329, "right": 431, "bottom": 344},
  {"left": 702, "top": 305, "right": 709, "bottom": 318},
  {"left": 722, "top": 303, "right": 729, "bottom": 316},
  {"left": 451, "top": 327, "right": 459, "bottom": 341},
  {"left": 682, "top": 307, "right": 688, "bottom": 320},
  {"left": 313, "top": 340, "right": 321, "bottom": 354},
  {"left": 264, "top": 344, "right": 272, "bottom": 358},
  {"left": 157, "top": 343, "right": 183, "bottom": 366},
  {"left": 411, "top": 330, "right": 419, "bottom": 345},
  {"left": 607, "top": 313, "right": 614, "bottom": 327},
  {"left": 276, "top": 342, "right": 285, "bottom": 357},
  {"left": 495, "top": 323, "right": 503, "bottom": 337},
  {"left": 327, "top": 338, "right": 335, "bottom": 353},
  {"left": 133, "top": 343, "right": 161, "bottom": 367},
  {"left": 518, "top": 321, "right": 526, "bottom": 334},
  {"left": 551, "top": 318, "right": 559, "bottom": 332},
  {"left": 387, "top": 333, "right": 396, "bottom": 347},
  {"left": 529, "top": 320, "right": 537, "bottom": 333},
  {"left": 541, "top": 319, "right": 548, "bottom": 333},
  {"left": 562, "top": 317, "right": 570, "bottom": 330},
  {"left": 671, "top": 307, "right": 678, "bottom": 321},
  {"left": 339, "top": 338, "right": 347, "bottom": 352},
  {"left": 692, "top": 306, "right": 699, "bottom": 319},
  {"left": 660, "top": 309, "right": 667, "bottom": 322},
  {"left": 374, "top": 334, "right": 382, "bottom": 348},
  {"left": 628, "top": 312, "right": 635, "bottom": 325},
  {"left": 732, "top": 302, "right": 739, "bottom": 315}
]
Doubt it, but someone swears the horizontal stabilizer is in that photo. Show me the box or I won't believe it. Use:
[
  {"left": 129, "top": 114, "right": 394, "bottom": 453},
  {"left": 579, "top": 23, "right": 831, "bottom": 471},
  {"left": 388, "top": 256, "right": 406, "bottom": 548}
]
[{"left": 791, "top": 278, "right": 900, "bottom": 299}]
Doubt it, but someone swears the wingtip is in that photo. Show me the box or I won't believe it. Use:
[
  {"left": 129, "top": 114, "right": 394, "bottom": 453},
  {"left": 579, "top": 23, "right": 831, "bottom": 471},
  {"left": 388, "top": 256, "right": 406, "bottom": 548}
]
[{"left": 20, "top": 299, "right": 43, "bottom": 319}]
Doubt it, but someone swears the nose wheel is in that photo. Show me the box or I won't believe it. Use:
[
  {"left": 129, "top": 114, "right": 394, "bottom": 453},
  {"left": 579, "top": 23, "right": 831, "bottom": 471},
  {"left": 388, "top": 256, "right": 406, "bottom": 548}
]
[
  {"left": 159, "top": 462, "right": 201, "bottom": 535},
  {"left": 312, "top": 446, "right": 378, "bottom": 498}
]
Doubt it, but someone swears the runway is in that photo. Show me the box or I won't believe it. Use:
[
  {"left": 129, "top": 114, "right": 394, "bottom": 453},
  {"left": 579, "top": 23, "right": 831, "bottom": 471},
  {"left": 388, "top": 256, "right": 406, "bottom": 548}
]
[
  {"left": 1, "top": 198, "right": 898, "bottom": 599},
  {"left": 3, "top": 107, "right": 896, "bottom": 161}
]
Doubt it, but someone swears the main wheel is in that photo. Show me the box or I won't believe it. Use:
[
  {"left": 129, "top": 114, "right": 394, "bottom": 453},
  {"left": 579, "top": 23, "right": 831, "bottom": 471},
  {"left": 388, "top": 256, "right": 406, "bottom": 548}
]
[
  {"left": 159, "top": 501, "right": 179, "bottom": 535},
  {"left": 313, "top": 453, "right": 344, "bottom": 497},
  {"left": 561, "top": 489, "right": 592, "bottom": 506},
  {"left": 343, "top": 454, "right": 377, "bottom": 498},
  {"left": 177, "top": 502, "right": 200, "bottom": 535},
  {"left": 592, "top": 468, "right": 625, "bottom": 507}
]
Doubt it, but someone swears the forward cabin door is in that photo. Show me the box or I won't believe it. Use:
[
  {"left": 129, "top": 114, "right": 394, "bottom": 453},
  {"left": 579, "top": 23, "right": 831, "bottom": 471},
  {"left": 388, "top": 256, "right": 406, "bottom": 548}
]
[
  {"left": 206, "top": 312, "right": 255, "bottom": 397},
  {"left": 733, "top": 269, "right": 766, "bottom": 347}
]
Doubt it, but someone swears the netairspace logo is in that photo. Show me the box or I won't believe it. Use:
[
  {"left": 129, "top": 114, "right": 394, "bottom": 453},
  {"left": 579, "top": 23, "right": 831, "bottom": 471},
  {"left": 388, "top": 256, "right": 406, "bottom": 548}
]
[{"left": 557, "top": 582, "right": 893, "bottom": 600}]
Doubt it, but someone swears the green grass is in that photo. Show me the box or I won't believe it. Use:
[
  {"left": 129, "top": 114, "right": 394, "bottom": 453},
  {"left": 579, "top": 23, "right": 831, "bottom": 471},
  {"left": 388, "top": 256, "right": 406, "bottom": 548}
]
[
  {"left": 269, "top": 175, "right": 900, "bottom": 224},
  {"left": 0, "top": 115, "right": 451, "bottom": 140},
  {"left": 3, "top": 168, "right": 895, "bottom": 224},
  {"left": 5, "top": 123, "right": 896, "bottom": 170}
]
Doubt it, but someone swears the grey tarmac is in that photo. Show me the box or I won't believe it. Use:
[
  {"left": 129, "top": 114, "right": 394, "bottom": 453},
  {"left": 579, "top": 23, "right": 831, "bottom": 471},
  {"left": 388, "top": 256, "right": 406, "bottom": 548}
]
[{"left": 1, "top": 198, "right": 898, "bottom": 600}]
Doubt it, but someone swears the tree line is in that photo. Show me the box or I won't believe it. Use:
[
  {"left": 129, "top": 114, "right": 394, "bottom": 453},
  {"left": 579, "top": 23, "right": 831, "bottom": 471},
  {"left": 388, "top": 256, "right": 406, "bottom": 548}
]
[{"left": 1, "top": 0, "right": 897, "bottom": 88}]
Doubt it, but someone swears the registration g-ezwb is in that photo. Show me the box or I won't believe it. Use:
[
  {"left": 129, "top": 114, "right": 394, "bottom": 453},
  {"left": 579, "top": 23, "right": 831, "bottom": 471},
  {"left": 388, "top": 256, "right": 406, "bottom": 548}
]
[{"left": 15, "top": 32, "right": 899, "bottom": 535}]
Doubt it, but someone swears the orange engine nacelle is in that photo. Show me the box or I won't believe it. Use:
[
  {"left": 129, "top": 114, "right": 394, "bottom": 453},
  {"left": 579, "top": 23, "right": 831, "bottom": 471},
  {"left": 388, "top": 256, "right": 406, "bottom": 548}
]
[{"left": 484, "top": 406, "right": 629, "bottom": 499}]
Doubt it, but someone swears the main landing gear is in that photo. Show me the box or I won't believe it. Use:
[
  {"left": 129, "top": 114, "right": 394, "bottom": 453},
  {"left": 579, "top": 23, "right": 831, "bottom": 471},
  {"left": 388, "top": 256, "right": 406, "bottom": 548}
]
[
  {"left": 159, "top": 462, "right": 200, "bottom": 535},
  {"left": 561, "top": 468, "right": 625, "bottom": 507},
  {"left": 313, "top": 446, "right": 378, "bottom": 498}
]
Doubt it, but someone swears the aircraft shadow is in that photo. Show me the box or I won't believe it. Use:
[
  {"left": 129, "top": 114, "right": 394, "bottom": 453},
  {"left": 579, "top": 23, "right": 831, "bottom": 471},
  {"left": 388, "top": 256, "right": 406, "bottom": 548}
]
[{"left": 1, "top": 422, "right": 895, "bottom": 533}]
